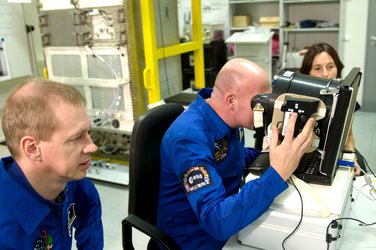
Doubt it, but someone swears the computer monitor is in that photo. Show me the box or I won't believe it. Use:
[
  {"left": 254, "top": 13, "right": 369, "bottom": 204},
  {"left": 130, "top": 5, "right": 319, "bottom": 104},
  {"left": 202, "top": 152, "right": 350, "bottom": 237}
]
[
  {"left": 251, "top": 67, "right": 362, "bottom": 185},
  {"left": 338, "top": 68, "right": 362, "bottom": 157}
]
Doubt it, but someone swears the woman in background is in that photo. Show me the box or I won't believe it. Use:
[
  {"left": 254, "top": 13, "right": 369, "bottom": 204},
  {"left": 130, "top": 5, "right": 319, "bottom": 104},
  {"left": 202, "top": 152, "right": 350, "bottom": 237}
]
[{"left": 300, "top": 42, "right": 365, "bottom": 176}]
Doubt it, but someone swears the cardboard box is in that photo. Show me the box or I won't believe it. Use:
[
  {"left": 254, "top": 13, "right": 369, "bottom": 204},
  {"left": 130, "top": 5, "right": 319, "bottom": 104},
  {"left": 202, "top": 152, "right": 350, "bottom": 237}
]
[
  {"left": 233, "top": 15, "right": 252, "bottom": 27},
  {"left": 259, "top": 16, "right": 280, "bottom": 28}
]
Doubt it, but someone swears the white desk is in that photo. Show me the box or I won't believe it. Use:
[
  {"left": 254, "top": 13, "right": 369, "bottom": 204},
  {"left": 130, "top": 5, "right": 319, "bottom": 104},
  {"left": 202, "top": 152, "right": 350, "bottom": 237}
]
[
  {"left": 340, "top": 175, "right": 376, "bottom": 249},
  {"left": 223, "top": 169, "right": 376, "bottom": 250}
]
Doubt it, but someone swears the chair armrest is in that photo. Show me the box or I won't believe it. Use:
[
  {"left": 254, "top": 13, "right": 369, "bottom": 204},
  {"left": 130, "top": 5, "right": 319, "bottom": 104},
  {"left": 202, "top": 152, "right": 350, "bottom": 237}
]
[{"left": 122, "top": 214, "right": 180, "bottom": 250}]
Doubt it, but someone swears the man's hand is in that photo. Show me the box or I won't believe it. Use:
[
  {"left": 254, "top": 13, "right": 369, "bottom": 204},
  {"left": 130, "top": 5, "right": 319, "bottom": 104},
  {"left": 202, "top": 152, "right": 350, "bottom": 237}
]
[
  {"left": 354, "top": 159, "right": 365, "bottom": 176},
  {"left": 269, "top": 112, "right": 316, "bottom": 181}
]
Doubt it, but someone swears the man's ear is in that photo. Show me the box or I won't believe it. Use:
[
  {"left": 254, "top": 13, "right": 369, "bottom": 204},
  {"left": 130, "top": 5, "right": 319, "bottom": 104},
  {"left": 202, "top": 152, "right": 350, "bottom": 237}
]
[
  {"left": 226, "top": 94, "right": 236, "bottom": 111},
  {"left": 20, "top": 136, "right": 41, "bottom": 161}
]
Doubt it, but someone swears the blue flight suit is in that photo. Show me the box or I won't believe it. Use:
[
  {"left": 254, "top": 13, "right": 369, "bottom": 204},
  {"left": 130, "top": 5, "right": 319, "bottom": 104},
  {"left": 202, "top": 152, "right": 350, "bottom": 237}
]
[
  {"left": 0, "top": 156, "right": 103, "bottom": 249},
  {"left": 158, "top": 88, "right": 288, "bottom": 249}
]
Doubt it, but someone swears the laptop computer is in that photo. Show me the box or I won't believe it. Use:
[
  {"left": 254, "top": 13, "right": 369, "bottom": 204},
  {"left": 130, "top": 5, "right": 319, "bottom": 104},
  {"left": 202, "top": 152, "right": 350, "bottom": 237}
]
[{"left": 249, "top": 68, "right": 362, "bottom": 185}]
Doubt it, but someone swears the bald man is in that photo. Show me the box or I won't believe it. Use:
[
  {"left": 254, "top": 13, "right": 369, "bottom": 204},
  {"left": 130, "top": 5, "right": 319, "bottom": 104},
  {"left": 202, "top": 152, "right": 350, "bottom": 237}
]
[{"left": 158, "top": 58, "right": 315, "bottom": 249}]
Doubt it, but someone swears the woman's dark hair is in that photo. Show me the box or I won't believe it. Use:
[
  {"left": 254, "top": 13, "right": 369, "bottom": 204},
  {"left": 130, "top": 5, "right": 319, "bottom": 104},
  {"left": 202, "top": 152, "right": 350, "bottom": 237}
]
[{"left": 300, "top": 42, "right": 344, "bottom": 78}]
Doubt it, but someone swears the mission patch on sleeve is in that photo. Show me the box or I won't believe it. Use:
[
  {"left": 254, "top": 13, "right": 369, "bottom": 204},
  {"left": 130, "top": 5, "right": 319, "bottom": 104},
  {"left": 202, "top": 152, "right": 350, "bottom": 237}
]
[{"left": 182, "top": 165, "right": 212, "bottom": 194}]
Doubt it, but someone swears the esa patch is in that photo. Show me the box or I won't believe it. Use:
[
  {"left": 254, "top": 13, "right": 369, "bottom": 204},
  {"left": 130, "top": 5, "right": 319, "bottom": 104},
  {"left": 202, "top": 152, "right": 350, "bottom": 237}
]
[{"left": 182, "top": 165, "right": 212, "bottom": 194}]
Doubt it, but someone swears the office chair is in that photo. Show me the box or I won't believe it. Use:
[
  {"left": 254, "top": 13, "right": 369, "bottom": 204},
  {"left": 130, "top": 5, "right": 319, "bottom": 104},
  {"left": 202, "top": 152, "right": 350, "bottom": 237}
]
[{"left": 122, "top": 103, "right": 184, "bottom": 250}]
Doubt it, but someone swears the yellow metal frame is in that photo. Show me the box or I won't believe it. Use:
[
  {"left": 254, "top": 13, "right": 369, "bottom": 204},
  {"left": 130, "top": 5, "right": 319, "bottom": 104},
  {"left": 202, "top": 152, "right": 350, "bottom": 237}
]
[{"left": 140, "top": 0, "right": 205, "bottom": 104}]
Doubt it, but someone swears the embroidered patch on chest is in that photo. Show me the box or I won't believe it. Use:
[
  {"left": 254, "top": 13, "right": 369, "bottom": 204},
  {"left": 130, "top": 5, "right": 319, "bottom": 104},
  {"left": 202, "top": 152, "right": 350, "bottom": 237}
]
[
  {"left": 34, "top": 230, "right": 53, "bottom": 250},
  {"left": 238, "top": 128, "right": 244, "bottom": 142},
  {"left": 182, "top": 165, "right": 212, "bottom": 194},
  {"left": 67, "top": 203, "right": 76, "bottom": 237},
  {"left": 214, "top": 138, "right": 228, "bottom": 163}
]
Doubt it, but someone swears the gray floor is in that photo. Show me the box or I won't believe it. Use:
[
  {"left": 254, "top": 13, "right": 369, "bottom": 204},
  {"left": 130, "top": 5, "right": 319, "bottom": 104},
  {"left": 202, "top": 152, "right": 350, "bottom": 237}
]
[{"left": 90, "top": 110, "right": 376, "bottom": 249}]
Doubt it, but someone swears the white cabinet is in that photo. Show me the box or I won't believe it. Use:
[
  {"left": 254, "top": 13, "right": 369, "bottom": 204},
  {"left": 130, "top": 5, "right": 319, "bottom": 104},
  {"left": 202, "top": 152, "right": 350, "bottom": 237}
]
[
  {"left": 228, "top": 1, "right": 279, "bottom": 76},
  {"left": 225, "top": 30, "right": 274, "bottom": 78}
]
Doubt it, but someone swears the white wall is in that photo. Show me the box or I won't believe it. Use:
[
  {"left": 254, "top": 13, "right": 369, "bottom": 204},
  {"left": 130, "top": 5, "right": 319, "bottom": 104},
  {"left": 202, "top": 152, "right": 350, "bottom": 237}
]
[
  {"left": 340, "top": 0, "right": 369, "bottom": 105},
  {"left": 0, "top": 0, "right": 33, "bottom": 79}
]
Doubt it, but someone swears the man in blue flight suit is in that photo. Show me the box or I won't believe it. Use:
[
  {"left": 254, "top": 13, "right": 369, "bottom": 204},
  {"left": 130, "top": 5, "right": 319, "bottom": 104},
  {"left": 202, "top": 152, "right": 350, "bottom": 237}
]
[
  {"left": 0, "top": 79, "right": 103, "bottom": 249},
  {"left": 158, "top": 58, "right": 316, "bottom": 249}
]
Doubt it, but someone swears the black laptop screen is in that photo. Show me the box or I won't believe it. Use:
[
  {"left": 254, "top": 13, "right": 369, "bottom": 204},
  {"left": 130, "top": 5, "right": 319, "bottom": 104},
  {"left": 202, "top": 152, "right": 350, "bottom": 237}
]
[
  {"left": 251, "top": 68, "right": 362, "bottom": 185},
  {"left": 276, "top": 68, "right": 361, "bottom": 182}
]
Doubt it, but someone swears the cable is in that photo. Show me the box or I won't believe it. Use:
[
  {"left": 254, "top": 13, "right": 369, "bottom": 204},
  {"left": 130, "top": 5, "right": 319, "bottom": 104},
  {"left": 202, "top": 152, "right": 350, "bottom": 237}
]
[
  {"left": 325, "top": 217, "right": 376, "bottom": 250},
  {"left": 363, "top": 174, "right": 376, "bottom": 199},
  {"left": 85, "top": 45, "right": 120, "bottom": 80},
  {"left": 342, "top": 149, "right": 376, "bottom": 200},
  {"left": 101, "top": 137, "right": 119, "bottom": 155},
  {"left": 85, "top": 46, "right": 124, "bottom": 127},
  {"left": 71, "top": 0, "right": 86, "bottom": 13},
  {"left": 358, "top": 153, "right": 376, "bottom": 177},
  {"left": 71, "top": 0, "right": 110, "bottom": 24},
  {"left": 282, "top": 177, "right": 304, "bottom": 250},
  {"left": 352, "top": 183, "right": 376, "bottom": 202},
  {"left": 342, "top": 149, "right": 375, "bottom": 177},
  {"left": 351, "top": 183, "right": 376, "bottom": 238}
]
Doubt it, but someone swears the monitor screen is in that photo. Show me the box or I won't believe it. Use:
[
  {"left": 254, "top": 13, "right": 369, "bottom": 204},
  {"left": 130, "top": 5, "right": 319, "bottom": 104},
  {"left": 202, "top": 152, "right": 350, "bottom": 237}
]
[{"left": 251, "top": 67, "right": 362, "bottom": 184}]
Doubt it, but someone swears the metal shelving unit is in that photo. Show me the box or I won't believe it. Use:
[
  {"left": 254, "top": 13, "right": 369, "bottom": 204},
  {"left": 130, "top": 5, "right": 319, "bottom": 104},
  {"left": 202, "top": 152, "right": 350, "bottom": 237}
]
[
  {"left": 227, "top": 0, "right": 342, "bottom": 71},
  {"left": 280, "top": 0, "right": 342, "bottom": 53}
]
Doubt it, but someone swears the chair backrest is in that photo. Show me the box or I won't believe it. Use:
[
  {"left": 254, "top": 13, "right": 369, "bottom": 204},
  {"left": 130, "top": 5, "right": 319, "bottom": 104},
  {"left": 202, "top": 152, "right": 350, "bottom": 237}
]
[{"left": 128, "top": 103, "right": 184, "bottom": 225}]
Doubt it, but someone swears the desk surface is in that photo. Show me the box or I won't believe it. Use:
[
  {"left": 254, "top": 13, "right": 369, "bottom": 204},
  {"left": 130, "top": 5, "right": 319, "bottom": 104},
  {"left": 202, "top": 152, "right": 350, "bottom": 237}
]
[{"left": 224, "top": 173, "right": 376, "bottom": 249}]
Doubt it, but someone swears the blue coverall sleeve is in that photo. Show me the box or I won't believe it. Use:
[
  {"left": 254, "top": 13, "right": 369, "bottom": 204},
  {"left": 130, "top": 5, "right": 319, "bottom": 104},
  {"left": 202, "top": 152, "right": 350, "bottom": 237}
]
[
  {"left": 173, "top": 140, "right": 288, "bottom": 241},
  {"left": 73, "top": 178, "right": 104, "bottom": 250},
  {"left": 244, "top": 147, "right": 261, "bottom": 167}
]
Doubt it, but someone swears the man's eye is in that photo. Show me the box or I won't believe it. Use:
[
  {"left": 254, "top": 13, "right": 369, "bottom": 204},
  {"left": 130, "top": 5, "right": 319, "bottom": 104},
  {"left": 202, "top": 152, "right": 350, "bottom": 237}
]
[{"left": 72, "top": 135, "right": 82, "bottom": 141}]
